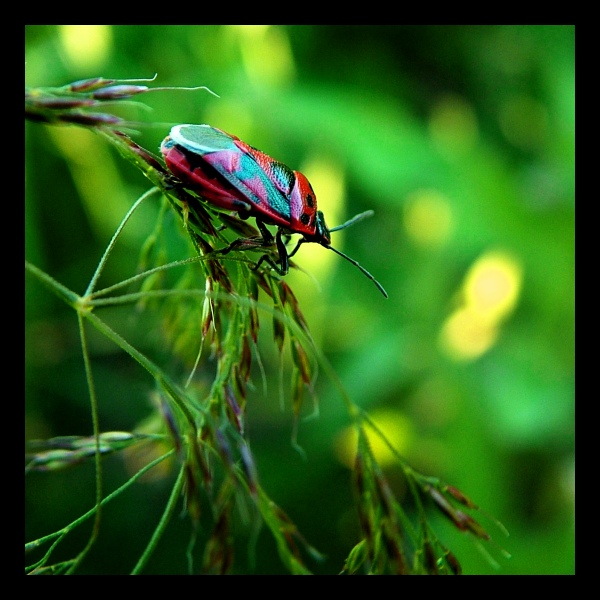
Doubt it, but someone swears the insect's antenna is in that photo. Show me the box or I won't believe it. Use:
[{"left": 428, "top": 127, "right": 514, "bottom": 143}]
[
  {"left": 326, "top": 245, "right": 388, "bottom": 298},
  {"left": 329, "top": 210, "right": 374, "bottom": 233}
]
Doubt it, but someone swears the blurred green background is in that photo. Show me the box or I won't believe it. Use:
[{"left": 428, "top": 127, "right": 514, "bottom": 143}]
[{"left": 25, "top": 25, "right": 574, "bottom": 575}]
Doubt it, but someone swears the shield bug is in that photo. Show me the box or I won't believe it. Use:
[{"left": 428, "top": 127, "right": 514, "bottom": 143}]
[{"left": 160, "top": 124, "right": 387, "bottom": 298}]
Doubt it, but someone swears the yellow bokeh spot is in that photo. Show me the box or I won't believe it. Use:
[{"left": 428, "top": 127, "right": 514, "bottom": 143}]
[
  {"left": 233, "top": 25, "right": 296, "bottom": 87},
  {"left": 403, "top": 189, "right": 454, "bottom": 248},
  {"left": 301, "top": 156, "right": 345, "bottom": 225},
  {"left": 439, "top": 251, "right": 523, "bottom": 361},
  {"left": 463, "top": 251, "right": 523, "bottom": 322},
  {"left": 203, "top": 100, "right": 255, "bottom": 141},
  {"left": 439, "top": 306, "right": 499, "bottom": 361},
  {"left": 58, "top": 25, "right": 112, "bottom": 72},
  {"left": 334, "top": 409, "right": 414, "bottom": 469}
]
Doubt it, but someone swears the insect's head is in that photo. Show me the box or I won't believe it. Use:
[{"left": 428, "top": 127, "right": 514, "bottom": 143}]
[{"left": 313, "top": 210, "right": 331, "bottom": 245}]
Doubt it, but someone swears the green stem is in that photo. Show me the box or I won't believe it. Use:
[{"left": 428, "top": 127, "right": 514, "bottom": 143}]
[
  {"left": 25, "top": 261, "right": 80, "bottom": 307},
  {"left": 26, "top": 450, "right": 175, "bottom": 574},
  {"left": 65, "top": 313, "right": 104, "bottom": 574},
  {"left": 85, "top": 187, "right": 161, "bottom": 296},
  {"left": 90, "top": 256, "right": 203, "bottom": 298},
  {"left": 82, "top": 309, "right": 202, "bottom": 431},
  {"left": 131, "top": 462, "right": 186, "bottom": 574}
]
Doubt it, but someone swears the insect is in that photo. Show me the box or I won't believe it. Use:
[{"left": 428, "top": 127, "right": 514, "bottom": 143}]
[{"left": 160, "top": 124, "right": 387, "bottom": 298}]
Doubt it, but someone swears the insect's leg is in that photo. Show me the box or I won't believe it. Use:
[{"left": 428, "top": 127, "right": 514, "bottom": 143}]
[
  {"left": 218, "top": 218, "right": 272, "bottom": 256},
  {"left": 220, "top": 237, "right": 263, "bottom": 256},
  {"left": 255, "top": 219, "right": 275, "bottom": 245},
  {"left": 216, "top": 220, "right": 289, "bottom": 276},
  {"left": 288, "top": 237, "right": 306, "bottom": 259},
  {"left": 254, "top": 228, "right": 289, "bottom": 275},
  {"left": 275, "top": 229, "right": 289, "bottom": 274},
  {"left": 254, "top": 253, "right": 284, "bottom": 274}
]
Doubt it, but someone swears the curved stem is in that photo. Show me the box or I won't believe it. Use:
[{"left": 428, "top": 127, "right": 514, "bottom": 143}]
[
  {"left": 85, "top": 187, "right": 161, "bottom": 296},
  {"left": 65, "top": 313, "right": 104, "bottom": 574},
  {"left": 131, "top": 462, "right": 186, "bottom": 574}
]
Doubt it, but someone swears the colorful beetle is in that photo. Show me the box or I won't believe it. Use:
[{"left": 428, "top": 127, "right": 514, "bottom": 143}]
[{"left": 160, "top": 124, "right": 387, "bottom": 298}]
